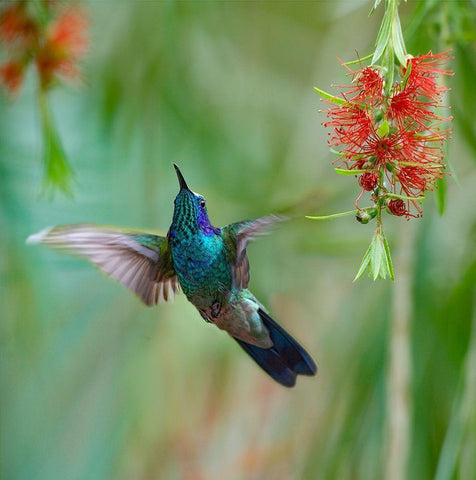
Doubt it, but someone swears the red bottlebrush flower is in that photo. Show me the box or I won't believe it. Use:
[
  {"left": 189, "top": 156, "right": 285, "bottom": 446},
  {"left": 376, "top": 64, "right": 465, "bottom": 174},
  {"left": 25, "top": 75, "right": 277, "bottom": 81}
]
[
  {"left": 359, "top": 172, "right": 378, "bottom": 191},
  {"left": 36, "top": 6, "right": 89, "bottom": 88},
  {"left": 0, "top": 60, "right": 24, "bottom": 93},
  {"left": 348, "top": 66, "right": 384, "bottom": 104},
  {"left": 320, "top": 52, "right": 452, "bottom": 219},
  {"left": 398, "top": 129, "right": 447, "bottom": 166},
  {"left": 324, "top": 105, "right": 373, "bottom": 167},
  {"left": 397, "top": 165, "right": 443, "bottom": 197},
  {"left": 336, "top": 62, "right": 384, "bottom": 105},
  {"left": 0, "top": 4, "right": 37, "bottom": 46},
  {"left": 387, "top": 87, "right": 439, "bottom": 130},
  {"left": 387, "top": 199, "right": 407, "bottom": 217},
  {"left": 359, "top": 129, "right": 405, "bottom": 167},
  {"left": 404, "top": 51, "right": 453, "bottom": 101}
]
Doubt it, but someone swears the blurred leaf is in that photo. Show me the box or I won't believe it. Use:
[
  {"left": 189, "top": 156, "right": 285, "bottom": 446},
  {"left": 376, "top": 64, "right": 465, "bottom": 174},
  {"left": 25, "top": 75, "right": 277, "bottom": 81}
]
[
  {"left": 38, "top": 92, "right": 75, "bottom": 196},
  {"left": 369, "top": 0, "right": 383, "bottom": 18}
]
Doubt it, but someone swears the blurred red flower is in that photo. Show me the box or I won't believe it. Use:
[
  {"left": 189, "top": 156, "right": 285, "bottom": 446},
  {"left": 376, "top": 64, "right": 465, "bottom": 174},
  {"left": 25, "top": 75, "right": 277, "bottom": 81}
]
[
  {"left": 0, "top": 3, "right": 89, "bottom": 93},
  {"left": 37, "top": 6, "right": 89, "bottom": 88},
  {"left": 0, "top": 4, "right": 37, "bottom": 46},
  {"left": 0, "top": 60, "right": 24, "bottom": 93}
]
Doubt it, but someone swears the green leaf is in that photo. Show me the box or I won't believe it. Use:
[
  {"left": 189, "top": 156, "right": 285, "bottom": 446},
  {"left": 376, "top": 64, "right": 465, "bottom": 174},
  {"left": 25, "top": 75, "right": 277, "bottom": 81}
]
[
  {"left": 306, "top": 210, "right": 358, "bottom": 220},
  {"left": 391, "top": 7, "right": 407, "bottom": 65},
  {"left": 38, "top": 93, "right": 75, "bottom": 196},
  {"left": 370, "top": 232, "right": 385, "bottom": 280},
  {"left": 372, "top": 1, "right": 393, "bottom": 64},
  {"left": 376, "top": 119, "right": 390, "bottom": 138},
  {"left": 435, "top": 176, "right": 447, "bottom": 215},
  {"left": 369, "top": 0, "right": 383, "bottom": 17},
  {"left": 382, "top": 230, "right": 395, "bottom": 281},
  {"left": 385, "top": 193, "right": 425, "bottom": 201},
  {"left": 334, "top": 168, "right": 367, "bottom": 176},
  {"left": 354, "top": 241, "right": 373, "bottom": 281},
  {"left": 313, "top": 87, "right": 346, "bottom": 106},
  {"left": 354, "top": 229, "right": 395, "bottom": 281},
  {"left": 343, "top": 54, "right": 373, "bottom": 66}
]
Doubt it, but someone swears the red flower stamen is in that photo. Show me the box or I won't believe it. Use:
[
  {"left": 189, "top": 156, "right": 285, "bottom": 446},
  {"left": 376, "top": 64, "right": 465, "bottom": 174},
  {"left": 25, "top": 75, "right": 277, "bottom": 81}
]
[
  {"left": 404, "top": 51, "right": 453, "bottom": 101},
  {"left": 338, "top": 66, "right": 384, "bottom": 105},
  {"left": 387, "top": 87, "right": 439, "bottom": 130}
]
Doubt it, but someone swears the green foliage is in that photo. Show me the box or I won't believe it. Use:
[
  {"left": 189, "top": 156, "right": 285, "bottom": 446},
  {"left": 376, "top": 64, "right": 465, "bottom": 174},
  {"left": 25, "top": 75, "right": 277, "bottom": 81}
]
[{"left": 372, "top": 0, "right": 407, "bottom": 66}]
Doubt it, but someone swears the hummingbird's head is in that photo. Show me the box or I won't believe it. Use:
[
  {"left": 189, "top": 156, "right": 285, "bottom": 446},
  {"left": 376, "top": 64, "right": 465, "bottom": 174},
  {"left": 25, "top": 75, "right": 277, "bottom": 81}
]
[{"left": 171, "top": 164, "right": 220, "bottom": 236}]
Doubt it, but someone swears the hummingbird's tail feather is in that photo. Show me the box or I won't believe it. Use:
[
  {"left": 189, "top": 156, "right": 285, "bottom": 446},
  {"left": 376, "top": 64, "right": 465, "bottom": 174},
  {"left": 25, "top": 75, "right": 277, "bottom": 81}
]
[{"left": 234, "top": 309, "right": 317, "bottom": 387}]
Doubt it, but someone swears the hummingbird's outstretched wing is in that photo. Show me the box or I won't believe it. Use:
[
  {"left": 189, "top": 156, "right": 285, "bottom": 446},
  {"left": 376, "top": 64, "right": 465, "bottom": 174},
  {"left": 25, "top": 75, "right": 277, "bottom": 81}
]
[
  {"left": 222, "top": 215, "right": 283, "bottom": 290},
  {"left": 27, "top": 224, "right": 179, "bottom": 306}
]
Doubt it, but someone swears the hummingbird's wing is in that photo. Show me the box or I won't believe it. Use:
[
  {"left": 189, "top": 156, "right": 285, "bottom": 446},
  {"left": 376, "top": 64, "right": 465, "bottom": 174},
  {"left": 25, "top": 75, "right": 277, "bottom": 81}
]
[
  {"left": 222, "top": 215, "right": 283, "bottom": 290},
  {"left": 27, "top": 224, "right": 179, "bottom": 306}
]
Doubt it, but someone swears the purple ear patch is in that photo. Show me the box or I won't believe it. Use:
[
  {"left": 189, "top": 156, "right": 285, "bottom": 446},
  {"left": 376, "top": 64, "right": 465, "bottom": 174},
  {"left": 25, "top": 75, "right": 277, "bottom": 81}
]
[{"left": 197, "top": 208, "right": 221, "bottom": 236}]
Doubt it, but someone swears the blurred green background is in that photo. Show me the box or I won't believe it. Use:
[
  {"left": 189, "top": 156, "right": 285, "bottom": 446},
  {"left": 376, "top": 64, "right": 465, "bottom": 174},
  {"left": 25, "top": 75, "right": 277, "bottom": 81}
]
[{"left": 1, "top": 1, "right": 475, "bottom": 479}]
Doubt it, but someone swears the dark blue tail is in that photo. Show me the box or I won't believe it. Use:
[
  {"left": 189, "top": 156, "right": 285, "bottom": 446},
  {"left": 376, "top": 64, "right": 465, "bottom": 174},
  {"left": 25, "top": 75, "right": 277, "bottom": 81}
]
[{"left": 234, "top": 309, "right": 317, "bottom": 387}]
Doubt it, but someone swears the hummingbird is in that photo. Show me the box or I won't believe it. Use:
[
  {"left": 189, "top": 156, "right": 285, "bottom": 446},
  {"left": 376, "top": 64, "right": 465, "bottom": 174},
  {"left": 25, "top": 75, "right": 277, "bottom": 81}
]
[{"left": 27, "top": 165, "right": 317, "bottom": 387}]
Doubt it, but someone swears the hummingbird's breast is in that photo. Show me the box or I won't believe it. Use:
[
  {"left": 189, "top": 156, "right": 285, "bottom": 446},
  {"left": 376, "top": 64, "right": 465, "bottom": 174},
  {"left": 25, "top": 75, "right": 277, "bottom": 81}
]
[{"left": 169, "top": 230, "right": 232, "bottom": 307}]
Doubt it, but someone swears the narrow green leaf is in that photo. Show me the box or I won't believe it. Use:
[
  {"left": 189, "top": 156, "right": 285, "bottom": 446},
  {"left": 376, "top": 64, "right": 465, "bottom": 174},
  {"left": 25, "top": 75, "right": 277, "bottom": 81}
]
[
  {"left": 370, "top": 233, "right": 385, "bottom": 280},
  {"left": 435, "top": 176, "right": 447, "bottom": 215},
  {"left": 372, "top": 3, "right": 393, "bottom": 64},
  {"left": 313, "top": 87, "right": 346, "bottom": 106},
  {"left": 401, "top": 58, "right": 412, "bottom": 86},
  {"left": 343, "top": 54, "right": 373, "bottom": 66},
  {"left": 369, "top": 0, "right": 383, "bottom": 17},
  {"left": 382, "top": 37, "right": 395, "bottom": 95},
  {"left": 334, "top": 168, "right": 367, "bottom": 176},
  {"left": 385, "top": 193, "right": 425, "bottom": 201},
  {"left": 353, "top": 241, "right": 373, "bottom": 282},
  {"left": 391, "top": 7, "right": 407, "bottom": 66},
  {"left": 306, "top": 210, "right": 358, "bottom": 220},
  {"left": 382, "top": 230, "right": 395, "bottom": 281}
]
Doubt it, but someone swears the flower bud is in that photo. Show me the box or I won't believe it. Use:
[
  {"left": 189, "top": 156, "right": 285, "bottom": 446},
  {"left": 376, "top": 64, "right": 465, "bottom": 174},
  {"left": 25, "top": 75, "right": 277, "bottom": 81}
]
[
  {"left": 387, "top": 198, "right": 406, "bottom": 216},
  {"left": 356, "top": 208, "right": 377, "bottom": 224},
  {"left": 358, "top": 172, "right": 378, "bottom": 191}
]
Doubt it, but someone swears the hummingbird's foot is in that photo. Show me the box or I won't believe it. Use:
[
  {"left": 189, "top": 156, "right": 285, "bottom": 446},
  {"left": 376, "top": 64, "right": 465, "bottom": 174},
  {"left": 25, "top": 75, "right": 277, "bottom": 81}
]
[{"left": 211, "top": 301, "right": 221, "bottom": 318}]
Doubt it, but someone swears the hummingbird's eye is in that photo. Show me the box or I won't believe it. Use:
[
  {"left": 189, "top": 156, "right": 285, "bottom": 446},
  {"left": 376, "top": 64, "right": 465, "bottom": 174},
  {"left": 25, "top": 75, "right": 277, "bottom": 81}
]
[{"left": 199, "top": 199, "right": 206, "bottom": 208}]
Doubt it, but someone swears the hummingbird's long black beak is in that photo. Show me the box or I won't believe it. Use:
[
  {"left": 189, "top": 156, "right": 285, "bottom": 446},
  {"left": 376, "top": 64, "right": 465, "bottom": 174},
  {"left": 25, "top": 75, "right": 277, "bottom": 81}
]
[{"left": 174, "top": 164, "right": 191, "bottom": 192}]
